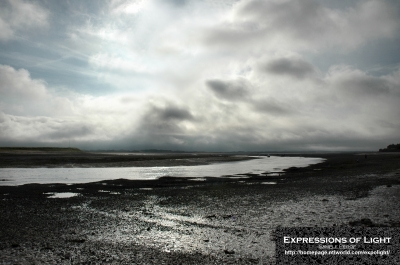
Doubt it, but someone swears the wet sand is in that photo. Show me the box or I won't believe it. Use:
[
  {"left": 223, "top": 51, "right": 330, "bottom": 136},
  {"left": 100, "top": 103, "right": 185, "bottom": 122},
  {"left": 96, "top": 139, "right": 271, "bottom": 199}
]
[{"left": 0, "top": 152, "right": 399, "bottom": 264}]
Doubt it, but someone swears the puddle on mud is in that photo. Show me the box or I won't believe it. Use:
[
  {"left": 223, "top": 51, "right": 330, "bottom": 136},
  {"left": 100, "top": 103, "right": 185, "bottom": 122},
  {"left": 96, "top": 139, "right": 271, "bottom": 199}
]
[
  {"left": 71, "top": 194, "right": 275, "bottom": 259},
  {"left": 96, "top": 190, "right": 120, "bottom": 194},
  {"left": 61, "top": 185, "right": 400, "bottom": 262},
  {"left": 3, "top": 161, "right": 400, "bottom": 265},
  {"left": 189, "top": 178, "right": 207, "bottom": 181},
  {"left": 264, "top": 173, "right": 281, "bottom": 176},
  {"left": 45, "top": 192, "right": 80, "bottom": 198}
]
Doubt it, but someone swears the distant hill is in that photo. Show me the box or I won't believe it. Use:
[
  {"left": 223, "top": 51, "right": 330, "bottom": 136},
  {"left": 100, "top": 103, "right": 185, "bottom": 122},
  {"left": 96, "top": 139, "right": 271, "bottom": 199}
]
[
  {"left": 0, "top": 147, "right": 82, "bottom": 152},
  {"left": 88, "top": 149, "right": 188, "bottom": 153},
  {"left": 379, "top": 143, "right": 400, "bottom": 152}
]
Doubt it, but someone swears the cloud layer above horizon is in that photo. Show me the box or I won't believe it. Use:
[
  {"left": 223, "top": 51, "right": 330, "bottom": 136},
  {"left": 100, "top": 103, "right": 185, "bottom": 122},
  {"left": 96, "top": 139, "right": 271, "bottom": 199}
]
[{"left": 1, "top": 0, "right": 399, "bottom": 151}]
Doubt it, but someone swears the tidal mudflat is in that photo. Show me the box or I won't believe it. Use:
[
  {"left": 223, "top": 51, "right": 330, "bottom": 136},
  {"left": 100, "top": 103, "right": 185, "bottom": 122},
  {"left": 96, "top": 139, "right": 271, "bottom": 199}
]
[{"left": 0, "top": 152, "right": 400, "bottom": 264}]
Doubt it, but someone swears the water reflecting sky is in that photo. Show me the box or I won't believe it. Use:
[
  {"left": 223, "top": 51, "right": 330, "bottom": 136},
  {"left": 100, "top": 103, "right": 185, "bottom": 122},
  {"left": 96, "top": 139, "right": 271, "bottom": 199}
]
[{"left": 0, "top": 156, "right": 324, "bottom": 186}]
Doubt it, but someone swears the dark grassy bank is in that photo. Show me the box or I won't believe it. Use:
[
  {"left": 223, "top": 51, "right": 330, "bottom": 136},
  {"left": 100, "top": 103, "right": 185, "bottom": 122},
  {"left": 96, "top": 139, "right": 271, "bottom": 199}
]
[
  {"left": 0, "top": 147, "right": 82, "bottom": 152},
  {"left": 0, "top": 150, "right": 253, "bottom": 168}
]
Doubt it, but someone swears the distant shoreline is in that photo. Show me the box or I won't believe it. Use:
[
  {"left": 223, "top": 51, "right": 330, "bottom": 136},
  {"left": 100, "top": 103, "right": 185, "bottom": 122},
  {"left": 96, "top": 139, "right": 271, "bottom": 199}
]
[
  {"left": 0, "top": 149, "right": 397, "bottom": 168},
  {"left": 0, "top": 147, "right": 82, "bottom": 153}
]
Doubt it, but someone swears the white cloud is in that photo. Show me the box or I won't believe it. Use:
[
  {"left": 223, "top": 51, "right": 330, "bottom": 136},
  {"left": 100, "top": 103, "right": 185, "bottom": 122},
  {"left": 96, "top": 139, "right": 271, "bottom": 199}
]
[
  {"left": 1, "top": 60, "right": 399, "bottom": 150},
  {"left": 0, "top": 65, "right": 75, "bottom": 116},
  {"left": 0, "top": 110, "right": 135, "bottom": 148},
  {"left": 0, "top": 17, "right": 14, "bottom": 41},
  {"left": 0, "top": 65, "right": 148, "bottom": 145},
  {"left": 0, "top": 65, "right": 47, "bottom": 100},
  {"left": 1, "top": 0, "right": 399, "bottom": 151},
  {"left": 0, "top": 0, "right": 48, "bottom": 41},
  {"left": 257, "top": 56, "right": 317, "bottom": 80},
  {"left": 110, "top": 0, "right": 150, "bottom": 15},
  {"left": 201, "top": 0, "right": 399, "bottom": 52},
  {"left": 89, "top": 53, "right": 148, "bottom": 73}
]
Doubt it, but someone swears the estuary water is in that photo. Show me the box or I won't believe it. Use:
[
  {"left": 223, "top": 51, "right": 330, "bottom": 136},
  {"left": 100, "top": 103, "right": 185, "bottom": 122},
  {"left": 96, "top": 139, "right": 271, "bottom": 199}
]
[{"left": 0, "top": 156, "right": 324, "bottom": 186}]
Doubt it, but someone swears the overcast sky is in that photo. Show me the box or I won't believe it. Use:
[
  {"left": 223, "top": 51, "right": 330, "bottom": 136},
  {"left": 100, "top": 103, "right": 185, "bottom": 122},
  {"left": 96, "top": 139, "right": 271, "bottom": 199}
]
[{"left": 0, "top": 0, "right": 399, "bottom": 151}]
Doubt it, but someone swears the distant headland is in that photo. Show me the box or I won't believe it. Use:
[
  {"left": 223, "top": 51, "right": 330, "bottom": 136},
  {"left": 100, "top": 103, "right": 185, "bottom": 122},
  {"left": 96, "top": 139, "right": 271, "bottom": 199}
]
[
  {"left": 0, "top": 147, "right": 82, "bottom": 152},
  {"left": 379, "top": 143, "right": 400, "bottom": 152}
]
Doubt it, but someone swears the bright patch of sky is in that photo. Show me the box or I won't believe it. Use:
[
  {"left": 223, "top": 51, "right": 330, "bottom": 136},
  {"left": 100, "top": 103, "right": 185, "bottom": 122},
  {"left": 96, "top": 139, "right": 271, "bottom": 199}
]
[{"left": 0, "top": 0, "right": 399, "bottom": 151}]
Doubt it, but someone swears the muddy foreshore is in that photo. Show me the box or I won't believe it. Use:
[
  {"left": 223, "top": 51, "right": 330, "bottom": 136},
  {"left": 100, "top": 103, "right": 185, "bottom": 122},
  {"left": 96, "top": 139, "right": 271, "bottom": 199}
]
[{"left": 1, "top": 152, "right": 400, "bottom": 264}]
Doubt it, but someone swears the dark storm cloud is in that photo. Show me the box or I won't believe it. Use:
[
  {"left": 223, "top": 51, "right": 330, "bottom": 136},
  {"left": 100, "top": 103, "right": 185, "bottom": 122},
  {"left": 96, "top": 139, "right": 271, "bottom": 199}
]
[
  {"left": 236, "top": 0, "right": 327, "bottom": 39},
  {"left": 329, "top": 67, "right": 395, "bottom": 97},
  {"left": 252, "top": 99, "right": 294, "bottom": 115},
  {"left": 202, "top": 0, "right": 399, "bottom": 52},
  {"left": 160, "top": 105, "right": 194, "bottom": 121},
  {"left": 166, "top": 0, "right": 191, "bottom": 6},
  {"left": 205, "top": 76, "right": 294, "bottom": 115},
  {"left": 344, "top": 76, "right": 391, "bottom": 95},
  {"left": 138, "top": 104, "right": 194, "bottom": 135},
  {"left": 261, "top": 58, "right": 316, "bottom": 79},
  {"left": 125, "top": 103, "right": 197, "bottom": 150},
  {"left": 206, "top": 79, "right": 250, "bottom": 101},
  {"left": 201, "top": 0, "right": 329, "bottom": 48},
  {"left": 44, "top": 124, "right": 95, "bottom": 140}
]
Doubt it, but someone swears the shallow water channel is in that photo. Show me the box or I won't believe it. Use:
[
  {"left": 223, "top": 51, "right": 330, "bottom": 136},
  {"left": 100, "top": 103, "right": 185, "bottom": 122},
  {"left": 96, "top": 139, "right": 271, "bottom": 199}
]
[{"left": 0, "top": 156, "right": 324, "bottom": 186}]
